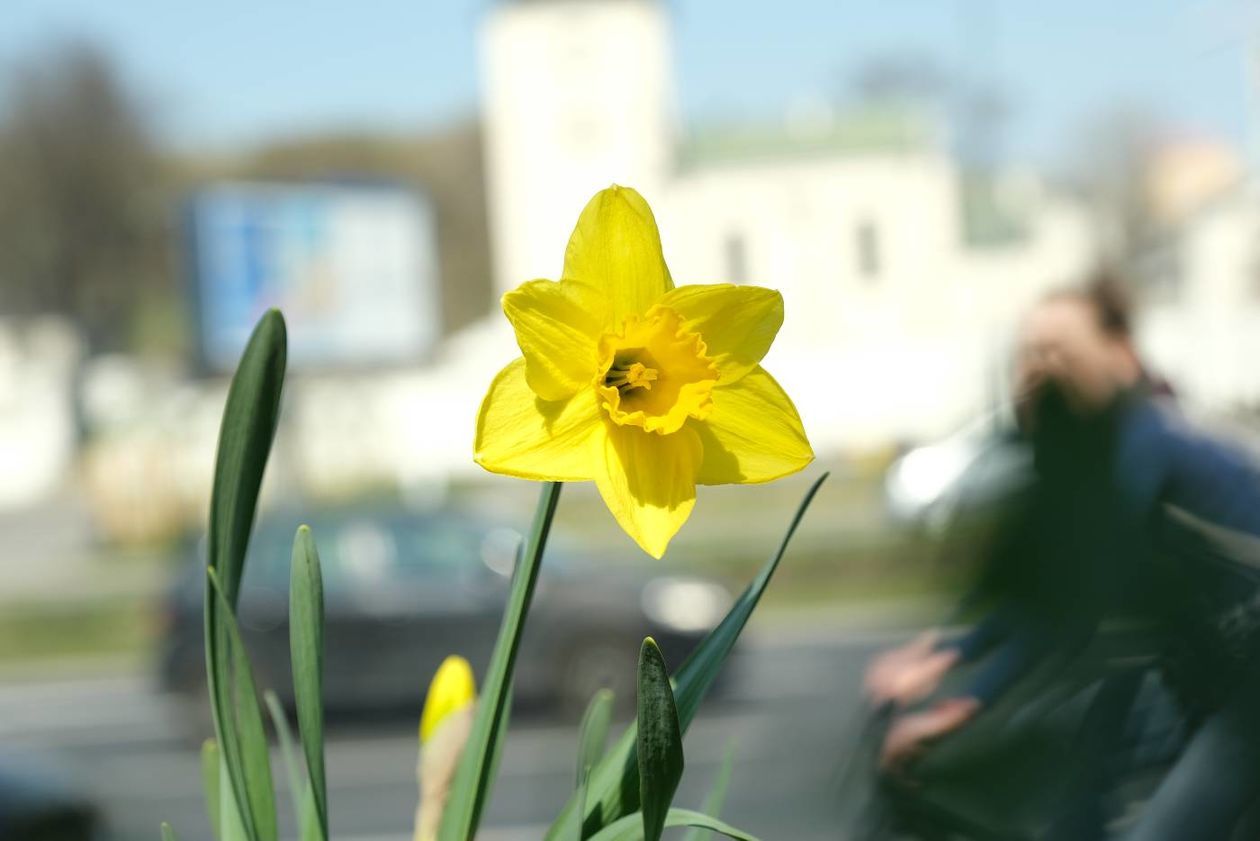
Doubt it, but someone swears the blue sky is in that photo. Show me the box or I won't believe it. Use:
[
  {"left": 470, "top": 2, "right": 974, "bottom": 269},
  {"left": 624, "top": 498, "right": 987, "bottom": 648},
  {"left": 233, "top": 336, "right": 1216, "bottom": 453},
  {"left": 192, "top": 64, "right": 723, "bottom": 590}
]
[{"left": 3, "top": 0, "right": 1257, "bottom": 167}]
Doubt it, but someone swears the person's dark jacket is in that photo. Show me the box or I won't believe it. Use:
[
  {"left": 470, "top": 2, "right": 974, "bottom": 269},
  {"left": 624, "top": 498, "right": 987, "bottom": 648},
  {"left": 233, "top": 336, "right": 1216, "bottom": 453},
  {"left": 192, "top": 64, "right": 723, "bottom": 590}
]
[{"left": 942, "top": 390, "right": 1260, "bottom": 707}]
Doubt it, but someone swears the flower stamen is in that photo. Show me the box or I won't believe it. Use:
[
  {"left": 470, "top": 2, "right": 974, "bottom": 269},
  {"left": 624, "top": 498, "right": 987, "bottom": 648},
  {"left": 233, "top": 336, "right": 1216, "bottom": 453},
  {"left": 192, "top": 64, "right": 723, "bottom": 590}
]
[{"left": 605, "top": 360, "right": 658, "bottom": 392}]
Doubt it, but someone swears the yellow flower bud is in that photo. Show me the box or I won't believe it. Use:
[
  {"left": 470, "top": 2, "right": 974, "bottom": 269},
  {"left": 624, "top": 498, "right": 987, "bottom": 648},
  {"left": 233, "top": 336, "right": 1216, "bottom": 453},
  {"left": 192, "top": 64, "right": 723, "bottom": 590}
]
[
  {"left": 420, "top": 655, "right": 476, "bottom": 744},
  {"left": 414, "top": 655, "right": 477, "bottom": 841}
]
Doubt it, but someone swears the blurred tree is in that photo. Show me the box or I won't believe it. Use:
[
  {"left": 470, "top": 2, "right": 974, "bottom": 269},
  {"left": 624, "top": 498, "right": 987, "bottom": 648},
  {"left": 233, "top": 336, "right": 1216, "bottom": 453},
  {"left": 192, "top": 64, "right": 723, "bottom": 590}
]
[
  {"left": 0, "top": 42, "right": 493, "bottom": 355},
  {"left": 848, "top": 52, "right": 1011, "bottom": 171},
  {"left": 1063, "top": 108, "right": 1162, "bottom": 264},
  {"left": 851, "top": 53, "right": 951, "bottom": 104},
  {"left": 0, "top": 42, "right": 176, "bottom": 355}
]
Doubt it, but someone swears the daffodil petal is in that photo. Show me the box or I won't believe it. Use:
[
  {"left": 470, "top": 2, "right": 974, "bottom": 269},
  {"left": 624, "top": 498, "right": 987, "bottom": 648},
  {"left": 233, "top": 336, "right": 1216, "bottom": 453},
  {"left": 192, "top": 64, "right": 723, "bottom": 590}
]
[
  {"left": 691, "top": 366, "right": 813, "bottom": 485},
  {"left": 657, "top": 284, "right": 783, "bottom": 384},
  {"left": 592, "top": 423, "right": 700, "bottom": 558},
  {"left": 474, "top": 358, "right": 603, "bottom": 481},
  {"left": 503, "top": 279, "right": 607, "bottom": 400},
  {"left": 563, "top": 186, "right": 674, "bottom": 327}
]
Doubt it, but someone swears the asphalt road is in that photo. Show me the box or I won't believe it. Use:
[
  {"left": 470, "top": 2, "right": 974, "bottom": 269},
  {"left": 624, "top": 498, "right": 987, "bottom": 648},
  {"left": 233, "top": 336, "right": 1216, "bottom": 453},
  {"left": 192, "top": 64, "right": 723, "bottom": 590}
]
[{"left": 0, "top": 627, "right": 909, "bottom": 841}]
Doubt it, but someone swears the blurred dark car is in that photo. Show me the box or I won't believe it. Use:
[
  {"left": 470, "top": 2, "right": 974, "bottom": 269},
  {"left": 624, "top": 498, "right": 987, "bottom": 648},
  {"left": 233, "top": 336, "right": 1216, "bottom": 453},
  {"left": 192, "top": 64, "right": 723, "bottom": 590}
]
[
  {"left": 156, "top": 504, "right": 732, "bottom": 721},
  {"left": 0, "top": 753, "right": 100, "bottom": 841}
]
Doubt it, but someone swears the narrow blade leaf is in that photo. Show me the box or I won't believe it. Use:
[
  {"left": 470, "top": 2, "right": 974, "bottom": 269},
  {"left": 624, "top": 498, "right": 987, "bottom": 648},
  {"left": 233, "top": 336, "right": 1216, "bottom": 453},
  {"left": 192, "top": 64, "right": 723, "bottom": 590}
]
[
  {"left": 575, "top": 782, "right": 589, "bottom": 841},
  {"left": 682, "top": 741, "right": 736, "bottom": 841},
  {"left": 207, "top": 309, "right": 286, "bottom": 608},
  {"left": 637, "top": 639, "right": 683, "bottom": 841},
  {"left": 577, "top": 689, "right": 615, "bottom": 788},
  {"left": 201, "top": 739, "right": 222, "bottom": 841},
  {"left": 263, "top": 691, "right": 304, "bottom": 837},
  {"left": 203, "top": 310, "right": 286, "bottom": 841},
  {"left": 219, "top": 756, "right": 250, "bottom": 841},
  {"left": 472, "top": 681, "right": 515, "bottom": 831},
  {"left": 438, "top": 481, "right": 563, "bottom": 840},
  {"left": 298, "top": 784, "right": 324, "bottom": 841},
  {"left": 586, "top": 808, "right": 762, "bottom": 841},
  {"left": 208, "top": 568, "right": 277, "bottom": 841},
  {"left": 161, "top": 822, "right": 178, "bottom": 841},
  {"left": 576, "top": 689, "right": 615, "bottom": 841},
  {"left": 545, "top": 473, "right": 828, "bottom": 839},
  {"left": 290, "top": 525, "right": 327, "bottom": 841}
]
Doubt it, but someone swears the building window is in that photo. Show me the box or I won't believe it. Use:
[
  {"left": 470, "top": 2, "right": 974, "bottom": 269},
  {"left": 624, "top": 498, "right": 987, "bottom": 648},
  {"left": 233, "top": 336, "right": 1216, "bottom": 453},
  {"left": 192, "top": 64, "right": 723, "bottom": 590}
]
[
  {"left": 855, "top": 219, "right": 881, "bottom": 281},
  {"left": 724, "top": 232, "right": 748, "bottom": 284}
]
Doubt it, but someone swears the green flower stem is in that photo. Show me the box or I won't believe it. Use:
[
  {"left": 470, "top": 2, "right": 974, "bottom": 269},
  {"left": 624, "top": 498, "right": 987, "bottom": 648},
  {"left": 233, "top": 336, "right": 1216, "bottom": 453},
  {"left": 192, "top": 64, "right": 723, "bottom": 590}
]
[
  {"left": 438, "top": 480, "right": 563, "bottom": 840},
  {"left": 545, "top": 472, "right": 828, "bottom": 839}
]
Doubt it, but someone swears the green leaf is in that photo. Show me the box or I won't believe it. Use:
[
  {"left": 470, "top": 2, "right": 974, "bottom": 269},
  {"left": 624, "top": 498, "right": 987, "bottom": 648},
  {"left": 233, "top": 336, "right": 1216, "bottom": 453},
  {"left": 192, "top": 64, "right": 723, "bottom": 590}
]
[
  {"left": 207, "top": 568, "right": 278, "bottom": 841},
  {"left": 575, "top": 689, "right": 615, "bottom": 841},
  {"left": 585, "top": 808, "right": 762, "bottom": 841},
  {"left": 263, "top": 692, "right": 304, "bottom": 835},
  {"left": 219, "top": 756, "right": 250, "bottom": 841},
  {"left": 264, "top": 690, "right": 324, "bottom": 841},
  {"left": 471, "top": 680, "right": 515, "bottom": 831},
  {"left": 207, "top": 309, "right": 286, "bottom": 608},
  {"left": 289, "top": 525, "right": 327, "bottom": 841},
  {"left": 203, "top": 310, "right": 286, "bottom": 841},
  {"left": 544, "top": 473, "right": 828, "bottom": 840},
  {"left": 438, "top": 481, "right": 563, "bottom": 841},
  {"left": 575, "top": 782, "right": 589, "bottom": 841},
  {"left": 682, "top": 741, "right": 736, "bottom": 841},
  {"left": 637, "top": 640, "right": 683, "bottom": 841},
  {"left": 577, "top": 689, "right": 615, "bottom": 788},
  {"left": 298, "top": 784, "right": 324, "bottom": 841},
  {"left": 201, "top": 739, "right": 222, "bottom": 841},
  {"left": 161, "top": 822, "right": 178, "bottom": 841}
]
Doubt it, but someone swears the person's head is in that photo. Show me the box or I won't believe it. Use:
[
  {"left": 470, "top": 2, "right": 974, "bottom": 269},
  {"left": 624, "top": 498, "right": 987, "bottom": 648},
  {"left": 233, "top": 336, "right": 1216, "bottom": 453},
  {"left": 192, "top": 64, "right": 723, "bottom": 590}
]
[{"left": 1015, "top": 273, "right": 1143, "bottom": 417}]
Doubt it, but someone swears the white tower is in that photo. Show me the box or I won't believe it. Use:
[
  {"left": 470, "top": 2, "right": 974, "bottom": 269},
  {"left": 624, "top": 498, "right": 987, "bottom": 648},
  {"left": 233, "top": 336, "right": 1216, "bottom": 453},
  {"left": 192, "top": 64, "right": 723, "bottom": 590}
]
[{"left": 480, "top": 0, "right": 676, "bottom": 296}]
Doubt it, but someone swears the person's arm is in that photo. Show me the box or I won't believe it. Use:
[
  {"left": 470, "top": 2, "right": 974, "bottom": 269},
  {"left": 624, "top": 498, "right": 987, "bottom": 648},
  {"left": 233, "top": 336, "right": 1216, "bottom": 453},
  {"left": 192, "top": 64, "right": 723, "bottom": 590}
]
[
  {"left": 882, "top": 614, "right": 1092, "bottom": 769},
  {"left": 870, "top": 467, "right": 1034, "bottom": 709},
  {"left": 865, "top": 631, "right": 957, "bottom": 707},
  {"left": 954, "top": 616, "right": 1058, "bottom": 705},
  {"left": 880, "top": 619, "right": 1049, "bottom": 772},
  {"left": 865, "top": 604, "right": 1021, "bottom": 708},
  {"left": 936, "top": 603, "right": 1020, "bottom": 664},
  {"left": 923, "top": 599, "right": 1047, "bottom": 707},
  {"left": 880, "top": 696, "right": 981, "bottom": 770},
  {"left": 1117, "top": 401, "right": 1260, "bottom": 537}
]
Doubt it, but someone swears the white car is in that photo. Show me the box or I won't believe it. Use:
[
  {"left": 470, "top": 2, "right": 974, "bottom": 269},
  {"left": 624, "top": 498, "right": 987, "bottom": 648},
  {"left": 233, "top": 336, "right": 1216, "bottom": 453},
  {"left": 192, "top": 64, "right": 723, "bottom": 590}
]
[{"left": 884, "top": 416, "right": 1032, "bottom": 535}]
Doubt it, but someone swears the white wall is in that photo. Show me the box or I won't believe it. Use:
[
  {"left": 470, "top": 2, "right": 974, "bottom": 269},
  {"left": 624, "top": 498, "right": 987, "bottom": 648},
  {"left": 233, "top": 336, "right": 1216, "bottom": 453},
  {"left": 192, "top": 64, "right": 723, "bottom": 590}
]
[
  {"left": 1141, "top": 190, "right": 1260, "bottom": 410},
  {"left": 0, "top": 319, "right": 81, "bottom": 508}
]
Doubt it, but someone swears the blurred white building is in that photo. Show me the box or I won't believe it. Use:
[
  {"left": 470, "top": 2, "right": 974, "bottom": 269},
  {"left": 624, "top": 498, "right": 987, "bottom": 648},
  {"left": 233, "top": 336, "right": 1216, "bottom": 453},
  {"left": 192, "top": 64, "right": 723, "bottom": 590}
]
[
  {"left": 1139, "top": 181, "right": 1260, "bottom": 412},
  {"left": 29, "top": 0, "right": 1106, "bottom": 527},
  {"left": 479, "top": 0, "right": 1097, "bottom": 451},
  {"left": 0, "top": 319, "right": 81, "bottom": 507}
]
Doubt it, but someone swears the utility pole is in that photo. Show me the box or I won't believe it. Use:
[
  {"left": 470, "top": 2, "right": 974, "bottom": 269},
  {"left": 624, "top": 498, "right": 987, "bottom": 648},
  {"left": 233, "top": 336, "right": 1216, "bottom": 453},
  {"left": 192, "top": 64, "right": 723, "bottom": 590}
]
[{"left": 956, "top": 0, "right": 1002, "bottom": 171}]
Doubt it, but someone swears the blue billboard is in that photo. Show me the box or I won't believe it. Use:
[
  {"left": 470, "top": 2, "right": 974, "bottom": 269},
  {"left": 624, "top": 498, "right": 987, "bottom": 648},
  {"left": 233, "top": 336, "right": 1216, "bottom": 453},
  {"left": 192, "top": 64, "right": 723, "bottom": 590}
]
[{"left": 186, "top": 182, "right": 441, "bottom": 371}]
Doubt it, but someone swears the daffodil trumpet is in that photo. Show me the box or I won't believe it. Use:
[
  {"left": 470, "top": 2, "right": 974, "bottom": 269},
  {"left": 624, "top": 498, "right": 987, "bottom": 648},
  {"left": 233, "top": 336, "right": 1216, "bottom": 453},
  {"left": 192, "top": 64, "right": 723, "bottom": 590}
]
[{"left": 475, "top": 185, "right": 814, "bottom": 557}]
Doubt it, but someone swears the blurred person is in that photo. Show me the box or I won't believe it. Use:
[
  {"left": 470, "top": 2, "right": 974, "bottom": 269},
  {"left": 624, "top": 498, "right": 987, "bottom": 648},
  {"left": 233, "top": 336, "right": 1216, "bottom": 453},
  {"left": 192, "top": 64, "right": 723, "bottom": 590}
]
[
  {"left": 865, "top": 274, "right": 1260, "bottom": 839},
  {"left": 865, "top": 275, "right": 1147, "bottom": 719}
]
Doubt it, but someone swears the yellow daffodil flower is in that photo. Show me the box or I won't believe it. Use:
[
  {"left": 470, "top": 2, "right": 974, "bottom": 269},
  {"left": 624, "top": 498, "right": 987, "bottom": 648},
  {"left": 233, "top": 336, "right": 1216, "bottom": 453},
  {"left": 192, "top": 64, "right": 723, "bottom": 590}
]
[
  {"left": 414, "top": 655, "right": 476, "bottom": 841},
  {"left": 475, "top": 185, "right": 814, "bottom": 557}
]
